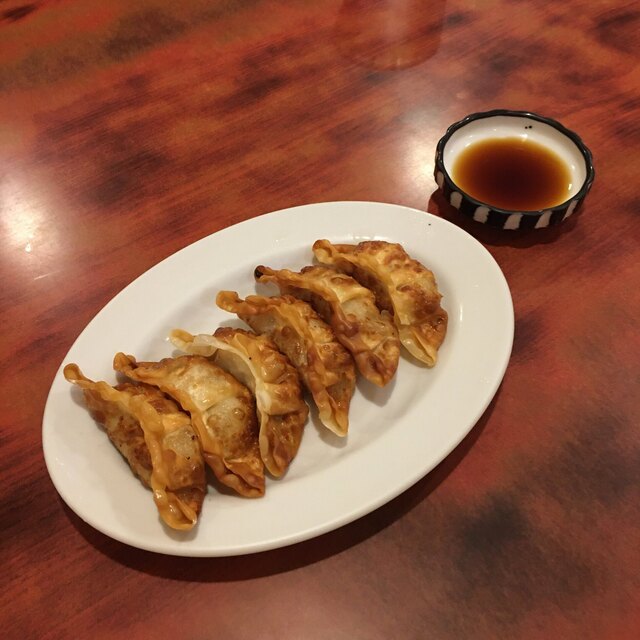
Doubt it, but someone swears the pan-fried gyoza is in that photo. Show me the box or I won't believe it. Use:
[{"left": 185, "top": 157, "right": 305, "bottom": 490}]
[
  {"left": 170, "top": 327, "right": 309, "bottom": 476},
  {"left": 64, "top": 235, "right": 451, "bottom": 533},
  {"left": 63, "top": 363, "right": 206, "bottom": 530},
  {"left": 113, "top": 353, "right": 265, "bottom": 498},
  {"left": 312, "top": 240, "right": 448, "bottom": 366},
  {"left": 254, "top": 265, "right": 400, "bottom": 387},
  {"left": 216, "top": 291, "right": 356, "bottom": 437}
]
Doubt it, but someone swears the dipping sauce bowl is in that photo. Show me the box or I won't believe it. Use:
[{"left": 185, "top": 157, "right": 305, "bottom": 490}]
[{"left": 434, "top": 110, "right": 595, "bottom": 230}]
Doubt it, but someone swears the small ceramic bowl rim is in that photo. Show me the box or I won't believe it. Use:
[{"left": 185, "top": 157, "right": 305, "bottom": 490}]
[{"left": 435, "top": 109, "right": 595, "bottom": 217}]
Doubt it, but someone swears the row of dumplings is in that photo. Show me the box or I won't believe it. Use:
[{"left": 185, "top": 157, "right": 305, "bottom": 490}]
[{"left": 64, "top": 240, "right": 448, "bottom": 531}]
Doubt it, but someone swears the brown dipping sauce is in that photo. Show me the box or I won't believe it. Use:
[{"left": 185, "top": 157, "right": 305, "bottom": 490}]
[{"left": 452, "top": 137, "right": 572, "bottom": 211}]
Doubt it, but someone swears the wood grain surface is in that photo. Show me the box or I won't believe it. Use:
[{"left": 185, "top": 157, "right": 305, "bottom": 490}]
[{"left": 1, "top": 1, "right": 639, "bottom": 638}]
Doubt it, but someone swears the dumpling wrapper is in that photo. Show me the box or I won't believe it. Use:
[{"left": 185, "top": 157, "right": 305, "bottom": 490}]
[
  {"left": 254, "top": 265, "right": 400, "bottom": 387},
  {"left": 216, "top": 291, "right": 356, "bottom": 437},
  {"left": 313, "top": 239, "right": 448, "bottom": 366},
  {"left": 63, "top": 363, "right": 206, "bottom": 530},
  {"left": 170, "top": 327, "right": 309, "bottom": 477},
  {"left": 113, "top": 353, "right": 264, "bottom": 498}
]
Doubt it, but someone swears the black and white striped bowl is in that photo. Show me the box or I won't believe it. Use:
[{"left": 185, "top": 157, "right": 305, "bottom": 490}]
[{"left": 434, "top": 110, "right": 595, "bottom": 230}]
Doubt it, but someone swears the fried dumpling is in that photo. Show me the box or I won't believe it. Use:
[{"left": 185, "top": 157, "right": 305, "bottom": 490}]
[
  {"left": 170, "top": 327, "right": 308, "bottom": 477},
  {"left": 63, "top": 363, "right": 206, "bottom": 530},
  {"left": 313, "top": 240, "right": 448, "bottom": 366},
  {"left": 113, "top": 353, "right": 264, "bottom": 498},
  {"left": 216, "top": 291, "right": 356, "bottom": 437},
  {"left": 254, "top": 265, "right": 400, "bottom": 387}
]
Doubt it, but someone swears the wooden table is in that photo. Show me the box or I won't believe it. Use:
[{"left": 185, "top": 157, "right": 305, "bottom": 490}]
[{"left": 2, "top": 1, "right": 639, "bottom": 637}]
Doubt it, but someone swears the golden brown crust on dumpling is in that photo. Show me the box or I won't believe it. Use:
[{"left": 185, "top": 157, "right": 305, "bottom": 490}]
[
  {"left": 63, "top": 363, "right": 206, "bottom": 530},
  {"left": 170, "top": 327, "right": 308, "bottom": 477},
  {"left": 254, "top": 264, "right": 400, "bottom": 387},
  {"left": 313, "top": 240, "right": 448, "bottom": 367},
  {"left": 216, "top": 291, "right": 356, "bottom": 437},
  {"left": 112, "top": 353, "right": 264, "bottom": 498}
]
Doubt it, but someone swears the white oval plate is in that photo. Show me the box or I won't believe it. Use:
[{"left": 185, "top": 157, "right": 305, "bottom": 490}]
[{"left": 43, "top": 202, "right": 513, "bottom": 557}]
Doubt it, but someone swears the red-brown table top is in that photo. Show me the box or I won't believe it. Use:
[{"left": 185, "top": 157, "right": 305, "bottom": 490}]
[{"left": 1, "top": 1, "right": 639, "bottom": 638}]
